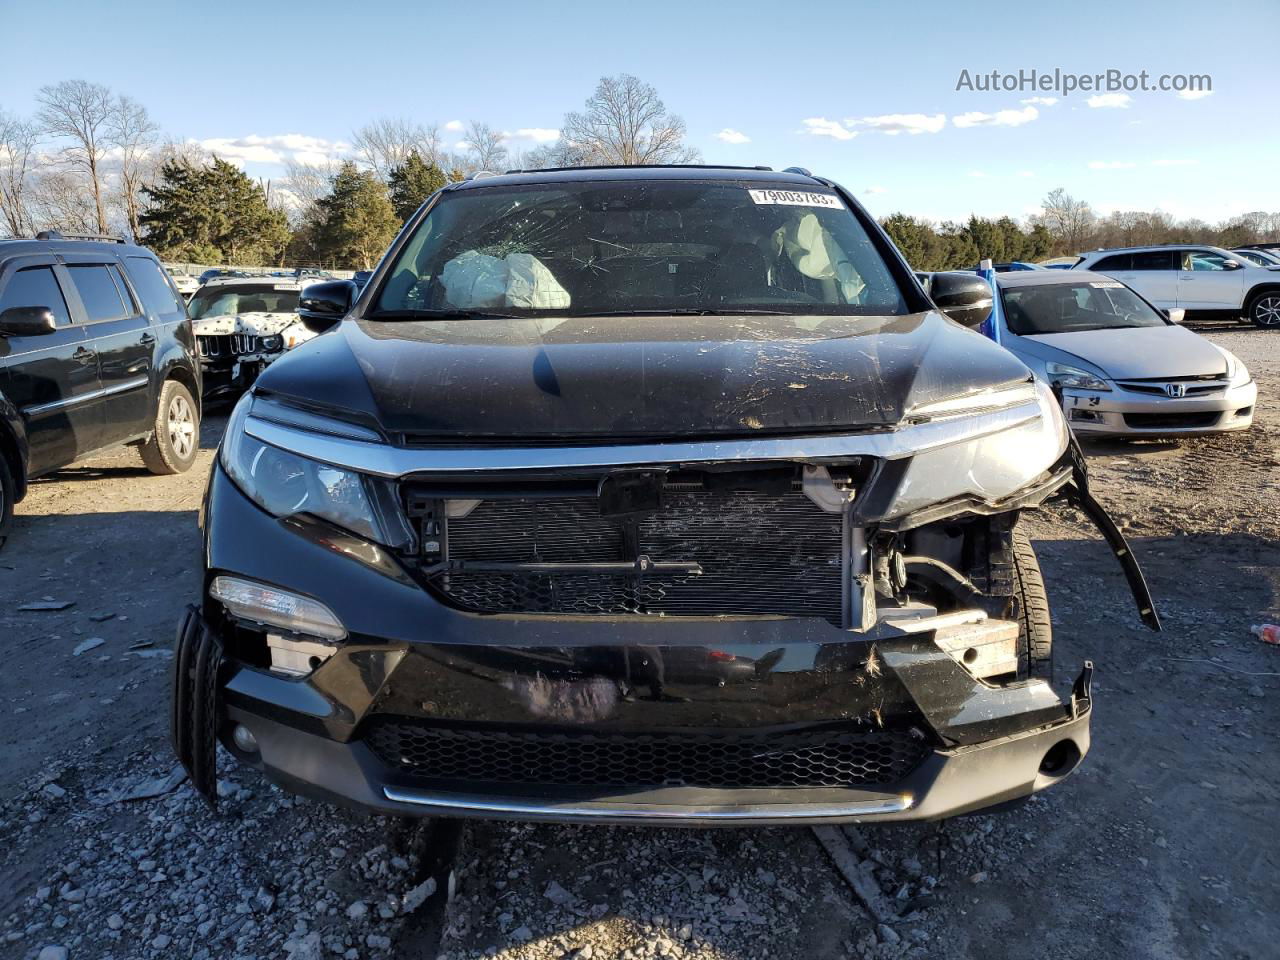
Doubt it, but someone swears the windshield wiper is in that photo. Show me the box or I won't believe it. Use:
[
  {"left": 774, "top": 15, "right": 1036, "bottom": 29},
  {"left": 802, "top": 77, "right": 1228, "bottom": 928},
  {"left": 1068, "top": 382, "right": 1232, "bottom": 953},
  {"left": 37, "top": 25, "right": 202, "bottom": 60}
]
[
  {"left": 367, "top": 308, "right": 527, "bottom": 321},
  {"left": 566, "top": 308, "right": 801, "bottom": 318}
]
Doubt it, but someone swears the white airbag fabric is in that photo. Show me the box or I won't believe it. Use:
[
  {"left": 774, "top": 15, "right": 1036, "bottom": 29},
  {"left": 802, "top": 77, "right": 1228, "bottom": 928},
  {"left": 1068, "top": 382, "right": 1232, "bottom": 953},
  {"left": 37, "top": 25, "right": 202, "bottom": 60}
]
[
  {"left": 774, "top": 213, "right": 866, "bottom": 302},
  {"left": 441, "top": 251, "right": 571, "bottom": 310}
]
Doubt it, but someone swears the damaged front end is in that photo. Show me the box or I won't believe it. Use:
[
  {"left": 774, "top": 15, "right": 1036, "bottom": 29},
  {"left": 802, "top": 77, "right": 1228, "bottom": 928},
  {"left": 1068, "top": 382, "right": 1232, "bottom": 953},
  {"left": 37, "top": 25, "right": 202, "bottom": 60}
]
[
  {"left": 172, "top": 376, "right": 1157, "bottom": 824},
  {"left": 193, "top": 312, "right": 312, "bottom": 402}
]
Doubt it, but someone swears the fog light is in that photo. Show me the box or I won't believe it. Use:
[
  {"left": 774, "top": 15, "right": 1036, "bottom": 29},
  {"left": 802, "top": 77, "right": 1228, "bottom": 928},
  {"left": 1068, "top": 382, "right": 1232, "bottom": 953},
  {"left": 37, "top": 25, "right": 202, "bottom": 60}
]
[
  {"left": 232, "top": 724, "right": 259, "bottom": 753},
  {"left": 210, "top": 575, "right": 346, "bottom": 640}
]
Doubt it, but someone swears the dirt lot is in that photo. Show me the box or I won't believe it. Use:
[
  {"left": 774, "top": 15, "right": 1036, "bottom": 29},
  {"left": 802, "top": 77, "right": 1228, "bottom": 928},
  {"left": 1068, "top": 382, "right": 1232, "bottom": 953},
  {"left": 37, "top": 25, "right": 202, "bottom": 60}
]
[{"left": 1, "top": 326, "right": 1277, "bottom": 960}]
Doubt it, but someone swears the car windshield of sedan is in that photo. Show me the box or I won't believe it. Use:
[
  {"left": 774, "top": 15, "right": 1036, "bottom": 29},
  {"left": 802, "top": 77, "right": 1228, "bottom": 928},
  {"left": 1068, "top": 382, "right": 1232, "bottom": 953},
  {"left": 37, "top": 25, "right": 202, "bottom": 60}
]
[
  {"left": 374, "top": 180, "right": 908, "bottom": 317},
  {"left": 1002, "top": 281, "right": 1168, "bottom": 335},
  {"left": 188, "top": 285, "right": 300, "bottom": 320}
]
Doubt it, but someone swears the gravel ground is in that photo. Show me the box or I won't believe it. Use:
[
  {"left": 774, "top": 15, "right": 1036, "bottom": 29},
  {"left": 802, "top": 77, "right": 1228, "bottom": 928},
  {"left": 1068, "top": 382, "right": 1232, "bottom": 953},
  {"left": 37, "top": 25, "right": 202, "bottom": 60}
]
[{"left": 1, "top": 325, "right": 1277, "bottom": 960}]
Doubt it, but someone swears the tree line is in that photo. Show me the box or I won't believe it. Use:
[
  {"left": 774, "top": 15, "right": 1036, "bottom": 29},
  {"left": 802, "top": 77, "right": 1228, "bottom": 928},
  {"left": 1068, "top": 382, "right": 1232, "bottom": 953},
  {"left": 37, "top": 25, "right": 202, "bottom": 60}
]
[{"left": 3, "top": 78, "right": 1277, "bottom": 270}]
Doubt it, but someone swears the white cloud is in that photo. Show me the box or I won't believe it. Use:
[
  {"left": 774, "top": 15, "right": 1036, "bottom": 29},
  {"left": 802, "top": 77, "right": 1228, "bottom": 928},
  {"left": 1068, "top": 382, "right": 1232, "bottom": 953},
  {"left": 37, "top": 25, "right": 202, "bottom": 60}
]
[
  {"left": 1086, "top": 93, "right": 1131, "bottom": 109},
  {"left": 1016, "top": 170, "right": 1034, "bottom": 178},
  {"left": 1151, "top": 157, "right": 1199, "bottom": 167},
  {"left": 953, "top": 106, "right": 1039, "bottom": 128},
  {"left": 444, "top": 120, "right": 464, "bottom": 132},
  {"left": 715, "top": 128, "right": 751, "bottom": 144},
  {"left": 1177, "top": 89, "right": 1213, "bottom": 101},
  {"left": 864, "top": 185, "right": 887, "bottom": 195},
  {"left": 505, "top": 127, "right": 559, "bottom": 143},
  {"left": 1020, "top": 97, "right": 1059, "bottom": 106},
  {"left": 198, "top": 133, "right": 351, "bottom": 168},
  {"left": 1088, "top": 160, "right": 1138, "bottom": 169},
  {"left": 800, "top": 117, "right": 857, "bottom": 141},
  {"left": 847, "top": 112, "right": 946, "bottom": 135}
]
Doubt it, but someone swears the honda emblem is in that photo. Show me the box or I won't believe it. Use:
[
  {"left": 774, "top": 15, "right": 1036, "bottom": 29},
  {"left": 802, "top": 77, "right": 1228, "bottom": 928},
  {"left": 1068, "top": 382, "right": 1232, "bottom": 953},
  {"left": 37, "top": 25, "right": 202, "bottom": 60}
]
[{"left": 1164, "top": 382, "right": 1187, "bottom": 398}]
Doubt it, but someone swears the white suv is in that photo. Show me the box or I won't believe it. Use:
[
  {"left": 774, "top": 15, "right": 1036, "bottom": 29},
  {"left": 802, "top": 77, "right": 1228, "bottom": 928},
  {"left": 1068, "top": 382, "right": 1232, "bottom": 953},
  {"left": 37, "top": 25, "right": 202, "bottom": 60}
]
[{"left": 1074, "top": 245, "right": 1280, "bottom": 328}]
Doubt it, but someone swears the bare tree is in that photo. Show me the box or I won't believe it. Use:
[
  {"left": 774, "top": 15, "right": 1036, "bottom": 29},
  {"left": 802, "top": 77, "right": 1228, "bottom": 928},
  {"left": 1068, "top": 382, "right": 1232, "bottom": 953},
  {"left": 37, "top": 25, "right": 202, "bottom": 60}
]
[
  {"left": 352, "top": 118, "right": 441, "bottom": 181},
  {"left": 109, "top": 95, "right": 158, "bottom": 240},
  {"left": 1034, "top": 188, "right": 1096, "bottom": 255},
  {"left": 560, "top": 74, "right": 699, "bottom": 166},
  {"left": 28, "top": 166, "right": 97, "bottom": 234},
  {"left": 280, "top": 156, "right": 344, "bottom": 228},
  {"left": 462, "top": 122, "right": 508, "bottom": 173},
  {"left": 36, "top": 79, "right": 116, "bottom": 233},
  {"left": 0, "top": 109, "right": 40, "bottom": 237}
]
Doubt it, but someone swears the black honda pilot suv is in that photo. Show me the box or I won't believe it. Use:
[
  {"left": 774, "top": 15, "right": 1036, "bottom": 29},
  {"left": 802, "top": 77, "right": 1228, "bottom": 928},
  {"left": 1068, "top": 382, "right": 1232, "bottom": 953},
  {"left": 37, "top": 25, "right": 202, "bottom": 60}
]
[
  {"left": 0, "top": 233, "right": 202, "bottom": 543},
  {"left": 173, "top": 166, "right": 1157, "bottom": 825}
]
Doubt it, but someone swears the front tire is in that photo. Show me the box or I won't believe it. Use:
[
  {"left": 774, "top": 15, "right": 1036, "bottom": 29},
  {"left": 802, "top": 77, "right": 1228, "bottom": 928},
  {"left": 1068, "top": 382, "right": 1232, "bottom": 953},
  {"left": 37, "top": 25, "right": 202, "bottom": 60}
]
[
  {"left": 1247, "top": 291, "right": 1280, "bottom": 328},
  {"left": 1009, "top": 529, "right": 1054, "bottom": 679},
  {"left": 140, "top": 380, "right": 200, "bottom": 475}
]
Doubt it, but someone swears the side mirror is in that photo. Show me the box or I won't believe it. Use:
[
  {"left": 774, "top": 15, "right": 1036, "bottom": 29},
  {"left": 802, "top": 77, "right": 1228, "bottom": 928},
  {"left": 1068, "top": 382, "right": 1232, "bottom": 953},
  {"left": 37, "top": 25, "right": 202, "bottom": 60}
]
[
  {"left": 1166, "top": 308, "right": 1186, "bottom": 324},
  {"left": 1223, "top": 260, "right": 1242, "bottom": 270},
  {"left": 929, "top": 273, "right": 994, "bottom": 328},
  {"left": 297, "top": 280, "right": 356, "bottom": 334},
  {"left": 0, "top": 306, "right": 57, "bottom": 337}
]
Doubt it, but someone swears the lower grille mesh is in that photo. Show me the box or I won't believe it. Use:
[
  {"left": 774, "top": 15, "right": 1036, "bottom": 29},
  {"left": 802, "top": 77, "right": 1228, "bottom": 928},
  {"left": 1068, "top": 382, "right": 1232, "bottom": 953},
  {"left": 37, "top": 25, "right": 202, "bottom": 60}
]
[
  {"left": 431, "top": 488, "right": 845, "bottom": 623},
  {"left": 365, "top": 722, "right": 929, "bottom": 789}
]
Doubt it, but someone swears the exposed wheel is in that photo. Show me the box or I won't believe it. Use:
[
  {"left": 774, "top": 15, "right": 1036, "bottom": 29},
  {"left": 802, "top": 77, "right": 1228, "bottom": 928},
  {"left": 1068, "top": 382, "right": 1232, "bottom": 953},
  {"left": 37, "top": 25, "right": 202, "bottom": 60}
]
[
  {"left": 140, "top": 380, "right": 200, "bottom": 475},
  {"left": 1247, "top": 291, "right": 1280, "bottom": 328},
  {"left": 1008, "top": 529, "right": 1054, "bottom": 679},
  {"left": 0, "top": 452, "right": 14, "bottom": 550}
]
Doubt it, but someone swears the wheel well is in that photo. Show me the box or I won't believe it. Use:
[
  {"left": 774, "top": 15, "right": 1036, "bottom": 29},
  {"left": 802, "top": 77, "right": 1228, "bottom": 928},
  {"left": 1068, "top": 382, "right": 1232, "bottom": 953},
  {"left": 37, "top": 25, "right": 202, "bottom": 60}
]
[
  {"left": 165, "top": 365, "right": 201, "bottom": 407},
  {"left": 0, "top": 421, "right": 26, "bottom": 503},
  {"left": 1246, "top": 283, "right": 1280, "bottom": 306}
]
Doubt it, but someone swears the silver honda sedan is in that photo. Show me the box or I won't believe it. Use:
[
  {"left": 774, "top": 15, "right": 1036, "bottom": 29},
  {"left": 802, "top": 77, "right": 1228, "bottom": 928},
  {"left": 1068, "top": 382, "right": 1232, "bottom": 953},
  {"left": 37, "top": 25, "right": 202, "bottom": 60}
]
[{"left": 993, "top": 271, "right": 1255, "bottom": 437}]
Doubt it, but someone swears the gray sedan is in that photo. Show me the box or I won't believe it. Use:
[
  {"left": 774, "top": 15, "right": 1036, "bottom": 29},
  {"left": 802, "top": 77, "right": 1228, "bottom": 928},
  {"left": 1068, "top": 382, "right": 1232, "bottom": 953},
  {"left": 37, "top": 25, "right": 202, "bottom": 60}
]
[{"left": 992, "top": 271, "right": 1255, "bottom": 437}]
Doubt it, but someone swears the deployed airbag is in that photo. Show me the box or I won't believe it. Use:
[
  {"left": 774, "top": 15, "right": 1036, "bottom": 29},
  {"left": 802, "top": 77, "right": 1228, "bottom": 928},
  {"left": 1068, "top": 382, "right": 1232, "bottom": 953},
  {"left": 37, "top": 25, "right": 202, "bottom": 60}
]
[{"left": 442, "top": 251, "right": 571, "bottom": 310}]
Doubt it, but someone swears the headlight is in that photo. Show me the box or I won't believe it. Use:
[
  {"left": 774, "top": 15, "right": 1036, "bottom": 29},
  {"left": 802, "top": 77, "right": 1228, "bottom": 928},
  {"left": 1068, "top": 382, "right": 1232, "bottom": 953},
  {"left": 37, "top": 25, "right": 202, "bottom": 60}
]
[
  {"left": 1045, "top": 361, "right": 1111, "bottom": 392},
  {"left": 260, "top": 334, "right": 283, "bottom": 352},
  {"left": 1210, "top": 345, "right": 1251, "bottom": 387},
  {"left": 219, "top": 394, "right": 397, "bottom": 545}
]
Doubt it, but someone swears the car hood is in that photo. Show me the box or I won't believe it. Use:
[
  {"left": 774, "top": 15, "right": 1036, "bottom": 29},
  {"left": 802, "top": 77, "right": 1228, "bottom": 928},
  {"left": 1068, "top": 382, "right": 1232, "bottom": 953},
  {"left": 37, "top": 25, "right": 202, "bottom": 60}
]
[
  {"left": 192, "top": 312, "right": 298, "bottom": 336},
  {"left": 1021, "top": 325, "right": 1227, "bottom": 379},
  {"left": 255, "top": 311, "right": 1033, "bottom": 441}
]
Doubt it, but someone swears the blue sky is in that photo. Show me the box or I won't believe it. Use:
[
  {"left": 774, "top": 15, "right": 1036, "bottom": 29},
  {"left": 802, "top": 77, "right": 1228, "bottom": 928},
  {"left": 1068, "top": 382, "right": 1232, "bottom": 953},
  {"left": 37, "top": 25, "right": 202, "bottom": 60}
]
[{"left": 4, "top": 0, "right": 1276, "bottom": 224}]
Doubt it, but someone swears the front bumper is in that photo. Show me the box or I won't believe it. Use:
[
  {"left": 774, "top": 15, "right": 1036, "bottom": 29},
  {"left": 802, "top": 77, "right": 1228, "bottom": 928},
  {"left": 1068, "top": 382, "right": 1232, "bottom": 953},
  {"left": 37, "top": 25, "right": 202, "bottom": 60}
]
[
  {"left": 1060, "top": 380, "right": 1256, "bottom": 436},
  {"left": 172, "top": 468, "right": 1095, "bottom": 825}
]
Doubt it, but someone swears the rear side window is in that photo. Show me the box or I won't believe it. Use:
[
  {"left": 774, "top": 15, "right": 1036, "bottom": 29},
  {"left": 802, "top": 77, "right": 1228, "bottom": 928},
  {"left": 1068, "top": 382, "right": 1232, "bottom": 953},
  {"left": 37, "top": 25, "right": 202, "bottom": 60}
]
[
  {"left": 124, "top": 256, "right": 184, "bottom": 315},
  {"left": 1132, "top": 250, "right": 1175, "bottom": 271},
  {"left": 67, "top": 264, "right": 131, "bottom": 322},
  {"left": 0, "top": 266, "right": 72, "bottom": 326},
  {"left": 1092, "top": 254, "right": 1131, "bottom": 271}
]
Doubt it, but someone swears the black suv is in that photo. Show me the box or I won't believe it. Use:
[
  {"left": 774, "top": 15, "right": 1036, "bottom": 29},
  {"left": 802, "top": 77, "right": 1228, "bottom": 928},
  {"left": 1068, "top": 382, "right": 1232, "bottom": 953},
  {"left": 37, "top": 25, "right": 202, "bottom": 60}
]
[
  {"left": 174, "top": 166, "right": 1158, "bottom": 825},
  {"left": 0, "top": 233, "right": 202, "bottom": 541}
]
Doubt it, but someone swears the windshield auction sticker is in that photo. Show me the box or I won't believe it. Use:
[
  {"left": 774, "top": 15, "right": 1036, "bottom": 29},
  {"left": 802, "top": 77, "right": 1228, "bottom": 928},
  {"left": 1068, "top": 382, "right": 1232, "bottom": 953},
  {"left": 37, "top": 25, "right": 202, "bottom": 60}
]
[{"left": 748, "top": 189, "right": 845, "bottom": 208}]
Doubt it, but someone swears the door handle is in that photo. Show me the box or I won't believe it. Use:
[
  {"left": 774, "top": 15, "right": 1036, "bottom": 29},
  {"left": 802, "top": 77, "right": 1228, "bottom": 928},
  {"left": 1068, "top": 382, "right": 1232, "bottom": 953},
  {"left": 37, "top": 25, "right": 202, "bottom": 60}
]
[
  {"left": 71, "top": 347, "right": 96, "bottom": 366},
  {"left": 139, "top": 333, "right": 156, "bottom": 346}
]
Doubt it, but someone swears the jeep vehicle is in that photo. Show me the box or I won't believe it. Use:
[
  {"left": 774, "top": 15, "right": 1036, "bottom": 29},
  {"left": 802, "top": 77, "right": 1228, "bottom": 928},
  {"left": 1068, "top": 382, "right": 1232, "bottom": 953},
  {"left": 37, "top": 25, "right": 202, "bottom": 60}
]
[
  {"left": 1074, "top": 244, "right": 1280, "bottom": 327},
  {"left": 0, "top": 233, "right": 202, "bottom": 543},
  {"left": 173, "top": 166, "right": 1158, "bottom": 824},
  {"left": 188, "top": 276, "right": 314, "bottom": 402}
]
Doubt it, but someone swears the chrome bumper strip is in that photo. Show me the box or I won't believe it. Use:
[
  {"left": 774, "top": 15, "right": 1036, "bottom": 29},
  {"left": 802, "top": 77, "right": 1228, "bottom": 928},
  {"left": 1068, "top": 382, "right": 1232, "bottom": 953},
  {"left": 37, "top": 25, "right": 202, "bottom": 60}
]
[{"left": 381, "top": 786, "right": 915, "bottom": 821}]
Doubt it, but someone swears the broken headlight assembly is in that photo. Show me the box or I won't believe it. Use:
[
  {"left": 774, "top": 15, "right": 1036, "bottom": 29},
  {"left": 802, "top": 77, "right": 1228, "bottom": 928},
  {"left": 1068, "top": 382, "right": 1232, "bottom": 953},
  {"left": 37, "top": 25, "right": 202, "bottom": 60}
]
[
  {"left": 1045, "top": 361, "right": 1110, "bottom": 392},
  {"left": 220, "top": 394, "right": 410, "bottom": 547}
]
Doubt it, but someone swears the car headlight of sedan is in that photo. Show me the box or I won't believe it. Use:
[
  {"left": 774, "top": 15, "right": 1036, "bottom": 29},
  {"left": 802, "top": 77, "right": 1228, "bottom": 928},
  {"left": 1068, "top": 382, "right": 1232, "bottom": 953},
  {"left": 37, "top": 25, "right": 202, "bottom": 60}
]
[
  {"left": 1211, "top": 345, "right": 1252, "bottom": 387},
  {"left": 219, "top": 394, "right": 410, "bottom": 547},
  {"left": 1045, "top": 361, "right": 1111, "bottom": 392}
]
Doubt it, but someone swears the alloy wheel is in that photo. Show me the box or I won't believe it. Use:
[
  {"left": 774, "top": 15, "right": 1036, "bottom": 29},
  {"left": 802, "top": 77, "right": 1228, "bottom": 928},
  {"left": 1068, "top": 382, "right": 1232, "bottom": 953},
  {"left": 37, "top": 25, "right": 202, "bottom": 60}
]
[
  {"left": 1255, "top": 295, "right": 1280, "bottom": 327},
  {"left": 168, "top": 394, "right": 196, "bottom": 459}
]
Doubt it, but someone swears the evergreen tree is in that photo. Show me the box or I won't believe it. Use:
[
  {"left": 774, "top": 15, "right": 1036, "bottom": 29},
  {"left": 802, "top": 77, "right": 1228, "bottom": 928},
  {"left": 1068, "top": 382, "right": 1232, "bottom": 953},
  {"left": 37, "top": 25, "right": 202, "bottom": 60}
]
[
  {"left": 312, "top": 162, "right": 399, "bottom": 269},
  {"left": 387, "top": 151, "right": 446, "bottom": 222},
  {"left": 140, "top": 157, "right": 288, "bottom": 264}
]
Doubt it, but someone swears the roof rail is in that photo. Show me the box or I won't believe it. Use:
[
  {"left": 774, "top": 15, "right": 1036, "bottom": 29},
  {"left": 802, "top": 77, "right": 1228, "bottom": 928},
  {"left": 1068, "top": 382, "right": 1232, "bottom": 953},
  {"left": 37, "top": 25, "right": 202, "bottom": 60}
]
[
  {"left": 35, "top": 230, "right": 125, "bottom": 243},
  {"left": 503, "top": 163, "right": 780, "bottom": 175},
  {"left": 782, "top": 166, "right": 813, "bottom": 177}
]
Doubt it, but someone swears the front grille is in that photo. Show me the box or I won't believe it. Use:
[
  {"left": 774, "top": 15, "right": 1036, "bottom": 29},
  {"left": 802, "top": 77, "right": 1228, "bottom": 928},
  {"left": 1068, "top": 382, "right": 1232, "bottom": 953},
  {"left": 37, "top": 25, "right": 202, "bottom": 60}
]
[
  {"left": 1115, "top": 379, "right": 1226, "bottom": 397},
  {"left": 424, "top": 486, "right": 846, "bottom": 623},
  {"left": 232, "top": 333, "right": 260, "bottom": 354},
  {"left": 364, "top": 721, "right": 930, "bottom": 789},
  {"left": 1123, "top": 411, "right": 1221, "bottom": 429},
  {"left": 197, "top": 333, "right": 261, "bottom": 357}
]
